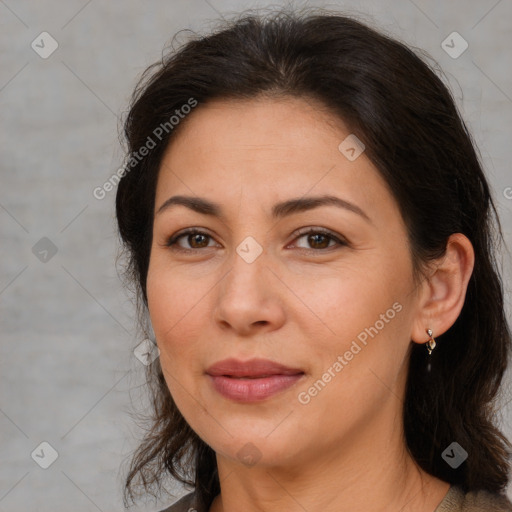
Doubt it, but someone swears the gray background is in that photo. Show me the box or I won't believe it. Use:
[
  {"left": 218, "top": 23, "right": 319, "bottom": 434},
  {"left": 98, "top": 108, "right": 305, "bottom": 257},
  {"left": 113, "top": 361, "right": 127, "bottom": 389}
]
[{"left": 1, "top": 0, "right": 511, "bottom": 510}]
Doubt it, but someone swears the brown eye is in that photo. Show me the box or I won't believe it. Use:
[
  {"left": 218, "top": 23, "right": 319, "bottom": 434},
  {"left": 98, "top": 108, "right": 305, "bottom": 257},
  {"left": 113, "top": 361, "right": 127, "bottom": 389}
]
[
  {"left": 165, "top": 229, "right": 216, "bottom": 251},
  {"left": 165, "top": 227, "right": 347, "bottom": 253},
  {"left": 293, "top": 228, "right": 346, "bottom": 251},
  {"left": 187, "top": 233, "right": 210, "bottom": 248},
  {"left": 306, "top": 232, "right": 331, "bottom": 249}
]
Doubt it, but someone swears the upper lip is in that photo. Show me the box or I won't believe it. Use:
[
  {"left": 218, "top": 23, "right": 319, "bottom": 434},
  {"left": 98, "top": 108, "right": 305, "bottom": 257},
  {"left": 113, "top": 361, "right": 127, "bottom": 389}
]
[{"left": 206, "top": 358, "right": 304, "bottom": 378}]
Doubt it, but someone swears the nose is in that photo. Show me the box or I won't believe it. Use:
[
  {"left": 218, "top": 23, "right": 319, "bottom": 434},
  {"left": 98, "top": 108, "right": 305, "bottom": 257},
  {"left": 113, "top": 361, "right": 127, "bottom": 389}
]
[{"left": 212, "top": 246, "right": 286, "bottom": 336}]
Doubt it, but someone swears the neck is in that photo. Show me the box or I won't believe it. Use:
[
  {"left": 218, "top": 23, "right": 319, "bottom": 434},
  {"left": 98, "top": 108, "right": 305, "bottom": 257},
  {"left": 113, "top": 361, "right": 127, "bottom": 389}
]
[{"left": 209, "top": 398, "right": 450, "bottom": 512}]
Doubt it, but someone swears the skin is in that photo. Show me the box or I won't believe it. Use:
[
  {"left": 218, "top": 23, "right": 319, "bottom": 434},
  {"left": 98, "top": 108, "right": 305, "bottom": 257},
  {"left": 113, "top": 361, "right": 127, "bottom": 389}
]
[{"left": 146, "top": 96, "right": 475, "bottom": 512}]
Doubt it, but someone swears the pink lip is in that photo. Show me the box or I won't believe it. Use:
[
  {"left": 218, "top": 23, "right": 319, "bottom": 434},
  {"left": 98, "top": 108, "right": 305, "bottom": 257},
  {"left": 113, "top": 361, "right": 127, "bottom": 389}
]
[
  {"left": 206, "top": 358, "right": 305, "bottom": 402},
  {"left": 206, "top": 358, "right": 304, "bottom": 377}
]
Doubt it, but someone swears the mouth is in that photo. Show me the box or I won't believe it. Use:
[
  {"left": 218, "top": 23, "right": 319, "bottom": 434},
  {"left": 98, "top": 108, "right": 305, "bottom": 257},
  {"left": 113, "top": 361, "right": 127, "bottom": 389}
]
[
  {"left": 206, "top": 357, "right": 304, "bottom": 378},
  {"left": 206, "top": 358, "right": 305, "bottom": 402},
  {"left": 222, "top": 374, "right": 301, "bottom": 379}
]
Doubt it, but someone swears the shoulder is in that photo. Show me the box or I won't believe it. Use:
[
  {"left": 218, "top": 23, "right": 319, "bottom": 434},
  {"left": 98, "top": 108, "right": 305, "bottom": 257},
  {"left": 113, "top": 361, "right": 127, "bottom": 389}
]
[
  {"left": 158, "top": 491, "right": 203, "bottom": 512},
  {"left": 438, "top": 485, "right": 512, "bottom": 512},
  {"left": 462, "top": 488, "right": 512, "bottom": 512}
]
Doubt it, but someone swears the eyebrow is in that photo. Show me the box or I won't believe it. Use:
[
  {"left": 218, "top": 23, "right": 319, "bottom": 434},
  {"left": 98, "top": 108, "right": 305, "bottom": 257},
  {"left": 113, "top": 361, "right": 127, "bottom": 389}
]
[{"left": 155, "top": 194, "right": 371, "bottom": 223}]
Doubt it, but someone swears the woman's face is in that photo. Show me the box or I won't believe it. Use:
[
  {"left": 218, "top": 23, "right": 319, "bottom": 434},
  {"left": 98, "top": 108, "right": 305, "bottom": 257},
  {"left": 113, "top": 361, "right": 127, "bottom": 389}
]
[{"left": 147, "top": 96, "right": 423, "bottom": 469}]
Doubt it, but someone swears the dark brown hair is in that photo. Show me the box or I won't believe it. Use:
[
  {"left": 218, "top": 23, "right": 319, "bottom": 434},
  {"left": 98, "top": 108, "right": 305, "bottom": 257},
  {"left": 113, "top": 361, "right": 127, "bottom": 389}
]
[{"left": 116, "top": 7, "right": 512, "bottom": 509}]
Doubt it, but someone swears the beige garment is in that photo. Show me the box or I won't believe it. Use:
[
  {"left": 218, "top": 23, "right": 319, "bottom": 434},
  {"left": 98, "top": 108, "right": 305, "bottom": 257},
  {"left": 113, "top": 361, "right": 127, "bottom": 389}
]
[
  {"left": 159, "top": 485, "right": 512, "bottom": 512},
  {"left": 434, "top": 485, "right": 512, "bottom": 512}
]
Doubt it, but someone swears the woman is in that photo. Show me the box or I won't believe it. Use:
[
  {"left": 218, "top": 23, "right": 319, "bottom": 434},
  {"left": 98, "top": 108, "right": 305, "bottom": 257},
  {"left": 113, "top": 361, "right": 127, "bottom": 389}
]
[{"left": 116, "top": 8, "right": 512, "bottom": 512}]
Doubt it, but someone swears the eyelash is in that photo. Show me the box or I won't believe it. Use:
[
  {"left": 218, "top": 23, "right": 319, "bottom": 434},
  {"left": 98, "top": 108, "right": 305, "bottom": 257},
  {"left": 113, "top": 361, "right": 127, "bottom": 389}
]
[{"left": 164, "top": 227, "right": 348, "bottom": 253}]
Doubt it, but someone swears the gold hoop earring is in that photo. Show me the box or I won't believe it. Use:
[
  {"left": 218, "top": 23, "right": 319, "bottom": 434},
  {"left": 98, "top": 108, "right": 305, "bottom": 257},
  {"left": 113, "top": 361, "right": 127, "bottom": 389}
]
[{"left": 426, "top": 328, "right": 436, "bottom": 355}]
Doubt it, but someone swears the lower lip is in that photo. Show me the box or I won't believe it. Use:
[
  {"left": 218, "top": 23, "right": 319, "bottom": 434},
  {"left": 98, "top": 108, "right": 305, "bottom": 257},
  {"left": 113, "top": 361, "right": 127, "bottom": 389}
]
[{"left": 208, "top": 374, "right": 304, "bottom": 402}]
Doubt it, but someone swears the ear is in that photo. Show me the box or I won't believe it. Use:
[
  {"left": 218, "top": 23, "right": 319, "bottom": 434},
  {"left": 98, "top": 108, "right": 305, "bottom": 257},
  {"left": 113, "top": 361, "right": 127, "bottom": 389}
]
[{"left": 411, "top": 233, "right": 475, "bottom": 345}]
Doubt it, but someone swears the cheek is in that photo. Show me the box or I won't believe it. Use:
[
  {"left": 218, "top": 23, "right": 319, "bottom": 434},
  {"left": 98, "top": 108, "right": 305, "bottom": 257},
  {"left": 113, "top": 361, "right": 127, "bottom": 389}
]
[
  {"left": 303, "top": 265, "right": 401, "bottom": 341},
  {"left": 146, "top": 268, "right": 205, "bottom": 409},
  {"left": 295, "top": 259, "right": 412, "bottom": 395},
  {"left": 146, "top": 261, "right": 203, "bottom": 362},
  {"left": 147, "top": 252, "right": 202, "bottom": 328}
]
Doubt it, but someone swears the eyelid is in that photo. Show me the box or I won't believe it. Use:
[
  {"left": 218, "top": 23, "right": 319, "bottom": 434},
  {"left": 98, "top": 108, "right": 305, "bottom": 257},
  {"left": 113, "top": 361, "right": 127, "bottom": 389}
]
[
  {"left": 288, "top": 226, "right": 348, "bottom": 251},
  {"left": 163, "top": 228, "right": 219, "bottom": 251},
  {"left": 291, "top": 226, "right": 346, "bottom": 243}
]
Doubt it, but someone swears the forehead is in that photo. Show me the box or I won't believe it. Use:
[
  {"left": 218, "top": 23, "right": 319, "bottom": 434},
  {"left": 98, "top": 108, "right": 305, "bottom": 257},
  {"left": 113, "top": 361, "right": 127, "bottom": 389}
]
[
  {"left": 154, "top": 96, "right": 394, "bottom": 223},
  {"left": 166, "top": 95, "right": 348, "bottom": 155}
]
